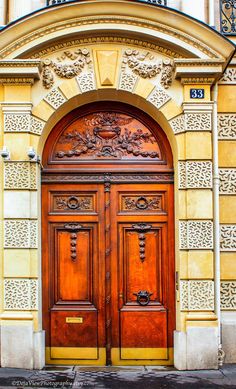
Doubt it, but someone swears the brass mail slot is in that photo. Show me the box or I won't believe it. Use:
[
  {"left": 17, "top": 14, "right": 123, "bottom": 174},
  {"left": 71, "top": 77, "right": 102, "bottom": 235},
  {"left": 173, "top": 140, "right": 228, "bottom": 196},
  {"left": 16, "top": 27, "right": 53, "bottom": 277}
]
[{"left": 66, "top": 317, "right": 83, "bottom": 324}]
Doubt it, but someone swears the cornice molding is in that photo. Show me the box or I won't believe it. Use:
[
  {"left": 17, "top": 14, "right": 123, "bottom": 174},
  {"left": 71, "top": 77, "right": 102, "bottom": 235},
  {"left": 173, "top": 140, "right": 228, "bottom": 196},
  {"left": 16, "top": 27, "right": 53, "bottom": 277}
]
[
  {"left": 0, "top": 60, "right": 41, "bottom": 84},
  {"left": 0, "top": 15, "right": 221, "bottom": 60},
  {"left": 174, "top": 59, "right": 225, "bottom": 83}
]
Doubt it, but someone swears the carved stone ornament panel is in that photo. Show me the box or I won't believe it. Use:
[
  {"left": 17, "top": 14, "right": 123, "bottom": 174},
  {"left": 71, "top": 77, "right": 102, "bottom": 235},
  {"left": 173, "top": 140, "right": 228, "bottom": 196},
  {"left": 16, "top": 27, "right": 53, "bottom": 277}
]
[
  {"left": 170, "top": 114, "right": 185, "bottom": 134},
  {"left": 4, "top": 113, "right": 30, "bottom": 132},
  {"left": 53, "top": 112, "right": 161, "bottom": 161},
  {"left": 180, "top": 280, "right": 214, "bottom": 311},
  {"left": 77, "top": 72, "right": 96, "bottom": 93},
  {"left": 219, "top": 169, "right": 236, "bottom": 194},
  {"left": 4, "top": 279, "right": 38, "bottom": 310},
  {"left": 4, "top": 220, "right": 38, "bottom": 248},
  {"left": 179, "top": 221, "right": 213, "bottom": 249},
  {"left": 147, "top": 87, "right": 171, "bottom": 109},
  {"left": 4, "top": 113, "right": 45, "bottom": 135},
  {"left": 218, "top": 114, "right": 236, "bottom": 139},
  {"left": 41, "top": 49, "right": 92, "bottom": 89},
  {"left": 185, "top": 113, "right": 212, "bottom": 131},
  {"left": 44, "top": 88, "right": 67, "bottom": 109},
  {"left": 31, "top": 116, "right": 45, "bottom": 136},
  {"left": 221, "top": 281, "right": 236, "bottom": 310},
  {"left": 119, "top": 72, "right": 138, "bottom": 92},
  {"left": 220, "top": 225, "right": 236, "bottom": 251},
  {"left": 4, "top": 162, "right": 37, "bottom": 190},
  {"left": 219, "top": 67, "right": 236, "bottom": 84},
  {"left": 122, "top": 49, "right": 175, "bottom": 89},
  {"left": 179, "top": 161, "right": 212, "bottom": 189}
]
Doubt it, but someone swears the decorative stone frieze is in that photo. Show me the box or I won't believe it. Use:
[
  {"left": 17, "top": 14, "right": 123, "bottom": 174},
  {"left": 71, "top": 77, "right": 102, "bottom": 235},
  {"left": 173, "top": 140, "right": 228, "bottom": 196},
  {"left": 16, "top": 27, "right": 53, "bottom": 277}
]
[
  {"left": 219, "top": 169, "right": 236, "bottom": 194},
  {"left": 170, "top": 114, "right": 185, "bottom": 134},
  {"left": 218, "top": 114, "right": 236, "bottom": 139},
  {"left": 4, "top": 220, "right": 38, "bottom": 248},
  {"left": 185, "top": 113, "right": 212, "bottom": 131},
  {"left": 147, "top": 87, "right": 171, "bottom": 108},
  {"left": 180, "top": 280, "right": 214, "bottom": 311},
  {"left": 4, "top": 279, "right": 38, "bottom": 310},
  {"left": 220, "top": 225, "right": 236, "bottom": 251},
  {"left": 44, "top": 87, "right": 66, "bottom": 109},
  {"left": 179, "top": 161, "right": 212, "bottom": 189},
  {"left": 4, "top": 162, "right": 37, "bottom": 190},
  {"left": 77, "top": 72, "right": 96, "bottom": 93},
  {"left": 221, "top": 282, "right": 236, "bottom": 310},
  {"left": 119, "top": 72, "right": 138, "bottom": 92},
  {"left": 180, "top": 221, "right": 213, "bottom": 250},
  {"left": 41, "top": 49, "right": 92, "bottom": 89},
  {"left": 219, "top": 67, "right": 236, "bottom": 84}
]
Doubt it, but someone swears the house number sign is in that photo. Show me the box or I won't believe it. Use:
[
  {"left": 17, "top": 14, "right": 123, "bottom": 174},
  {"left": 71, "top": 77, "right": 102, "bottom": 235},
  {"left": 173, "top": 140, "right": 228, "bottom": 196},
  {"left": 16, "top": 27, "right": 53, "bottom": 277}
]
[{"left": 190, "top": 88, "right": 205, "bottom": 99}]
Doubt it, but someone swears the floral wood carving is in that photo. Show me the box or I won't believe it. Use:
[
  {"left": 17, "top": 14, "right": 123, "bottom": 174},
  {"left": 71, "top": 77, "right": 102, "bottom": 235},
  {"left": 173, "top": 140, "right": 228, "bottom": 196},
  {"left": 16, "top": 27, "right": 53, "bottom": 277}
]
[
  {"left": 42, "top": 49, "right": 92, "bottom": 89},
  {"left": 54, "top": 112, "right": 160, "bottom": 160},
  {"left": 124, "top": 196, "right": 162, "bottom": 211},
  {"left": 55, "top": 196, "right": 93, "bottom": 211},
  {"left": 122, "top": 50, "right": 174, "bottom": 88}
]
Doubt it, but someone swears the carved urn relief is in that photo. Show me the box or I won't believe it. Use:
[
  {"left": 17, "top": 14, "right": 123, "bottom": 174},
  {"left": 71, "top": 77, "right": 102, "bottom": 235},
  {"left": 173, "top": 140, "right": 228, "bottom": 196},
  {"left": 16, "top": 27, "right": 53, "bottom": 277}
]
[{"left": 54, "top": 112, "right": 161, "bottom": 160}]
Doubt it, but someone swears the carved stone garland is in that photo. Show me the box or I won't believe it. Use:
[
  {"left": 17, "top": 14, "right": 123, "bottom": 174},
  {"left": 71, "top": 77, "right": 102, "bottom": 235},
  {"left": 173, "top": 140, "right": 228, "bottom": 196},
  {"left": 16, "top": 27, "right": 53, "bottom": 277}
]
[
  {"left": 42, "top": 48, "right": 92, "bottom": 89},
  {"left": 122, "top": 49, "right": 174, "bottom": 89}
]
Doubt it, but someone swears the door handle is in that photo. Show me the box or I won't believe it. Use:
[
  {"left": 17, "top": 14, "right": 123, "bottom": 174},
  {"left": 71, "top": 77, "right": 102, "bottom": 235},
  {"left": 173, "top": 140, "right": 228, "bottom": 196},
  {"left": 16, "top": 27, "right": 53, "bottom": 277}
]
[{"left": 133, "top": 290, "right": 153, "bottom": 306}]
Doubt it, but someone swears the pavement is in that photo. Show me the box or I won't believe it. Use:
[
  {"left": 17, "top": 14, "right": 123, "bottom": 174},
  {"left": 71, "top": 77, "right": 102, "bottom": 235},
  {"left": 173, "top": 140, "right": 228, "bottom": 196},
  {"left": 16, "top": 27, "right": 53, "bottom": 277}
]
[{"left": 0, "top": 365, "right": 236, "bottom": 388}]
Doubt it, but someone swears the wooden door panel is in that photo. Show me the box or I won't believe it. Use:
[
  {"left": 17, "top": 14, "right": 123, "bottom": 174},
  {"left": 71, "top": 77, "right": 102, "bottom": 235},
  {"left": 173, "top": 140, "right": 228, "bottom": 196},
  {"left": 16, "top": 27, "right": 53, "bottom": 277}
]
[
  {"left": 120, "top": 225, "right": 164, "bottom": 305},
  {"left": 51, "top": 310, "right": 98, "bottom": 351},
  {"left": 120, "top": 311, "right": 167, "bottom": 359},
  {"left": 110, "top": 183, "right": 174, "bottom": 364},
  {"left": 53, "top": 224, "right": 95, "bottom": 303}
]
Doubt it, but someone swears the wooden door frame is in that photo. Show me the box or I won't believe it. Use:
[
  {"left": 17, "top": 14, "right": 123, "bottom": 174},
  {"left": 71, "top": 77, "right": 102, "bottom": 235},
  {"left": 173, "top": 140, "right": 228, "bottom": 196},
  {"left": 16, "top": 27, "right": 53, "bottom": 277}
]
[{"left": 41, "top": 101, "right": 175, "bottom": 365}]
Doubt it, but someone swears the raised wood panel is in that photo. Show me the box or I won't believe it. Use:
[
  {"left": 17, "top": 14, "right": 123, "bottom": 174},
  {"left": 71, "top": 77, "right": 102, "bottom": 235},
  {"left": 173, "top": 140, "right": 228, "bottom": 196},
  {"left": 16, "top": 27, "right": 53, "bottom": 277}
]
[
  {"left": 120, "top": 311, "right": 167, "bottom": 351},
  {"left": 53, "top": 225, "right": 94, "bottom": 303},
  {"left": 121, "top": 226, "right": 163, "bottom": 305},
  {"left": 51, "top": 310, "right": 98, "bottom": 352}
]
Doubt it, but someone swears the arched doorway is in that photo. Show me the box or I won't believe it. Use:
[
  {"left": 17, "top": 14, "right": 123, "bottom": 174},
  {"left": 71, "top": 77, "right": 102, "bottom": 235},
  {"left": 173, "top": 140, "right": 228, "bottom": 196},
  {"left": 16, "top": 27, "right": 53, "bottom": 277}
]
[{"left": 42, "top": 102, "right": 175, "bottom": 365}]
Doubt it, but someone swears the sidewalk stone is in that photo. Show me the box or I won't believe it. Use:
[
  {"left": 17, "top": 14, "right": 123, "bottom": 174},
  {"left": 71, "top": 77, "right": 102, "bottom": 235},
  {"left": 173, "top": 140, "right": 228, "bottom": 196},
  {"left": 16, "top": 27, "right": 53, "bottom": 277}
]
[{"left": 0, "top": 365, "right": 235, "bottom": 388}]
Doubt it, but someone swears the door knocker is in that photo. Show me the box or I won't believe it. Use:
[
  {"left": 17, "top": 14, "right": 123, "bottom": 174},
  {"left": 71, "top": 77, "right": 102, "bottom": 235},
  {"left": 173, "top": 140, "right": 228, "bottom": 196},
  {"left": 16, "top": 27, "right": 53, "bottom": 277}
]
[{"left": 133, "top": 290, "right": 153, "bottom": 306}]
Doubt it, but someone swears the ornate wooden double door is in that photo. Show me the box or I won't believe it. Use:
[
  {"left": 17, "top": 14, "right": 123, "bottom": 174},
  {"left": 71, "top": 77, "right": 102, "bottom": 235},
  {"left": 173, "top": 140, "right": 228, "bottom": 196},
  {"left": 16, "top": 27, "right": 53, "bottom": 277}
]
[{"left": 42, "top": 102, "right": 175, "bottom": 365}]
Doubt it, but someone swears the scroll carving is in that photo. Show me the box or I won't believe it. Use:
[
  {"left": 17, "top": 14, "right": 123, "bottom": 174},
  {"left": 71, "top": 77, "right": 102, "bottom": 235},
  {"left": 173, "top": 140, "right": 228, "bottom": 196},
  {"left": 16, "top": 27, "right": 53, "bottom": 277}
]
[
  {"left": 132, "top": 223, "right": 152, "bottom": 262},
  {"left": 42, "top": 49, "right": 92, "bottom": 89},
  {"left": 54, "top": 112, "right": 160, "bottom": 160}
]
